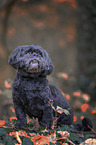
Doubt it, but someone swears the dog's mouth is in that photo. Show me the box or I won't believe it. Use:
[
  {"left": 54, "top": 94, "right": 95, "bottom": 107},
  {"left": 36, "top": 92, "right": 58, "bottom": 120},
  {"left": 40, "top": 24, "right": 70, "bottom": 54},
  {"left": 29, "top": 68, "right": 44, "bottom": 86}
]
[{"left": 28, "top": 59, "right": 39, "bottom": 73}]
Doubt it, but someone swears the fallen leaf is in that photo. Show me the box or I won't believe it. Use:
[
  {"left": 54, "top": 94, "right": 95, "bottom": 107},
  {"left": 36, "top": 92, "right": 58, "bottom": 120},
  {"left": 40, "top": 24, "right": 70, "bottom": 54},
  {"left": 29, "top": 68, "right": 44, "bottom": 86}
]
[
  {"left": 91, "top": 110, "right": 96, "bottom": 114},
  {"left": 49, "top": 131, "right": 56, "bottom": 142},
  {"left": 57, "top": 131, "right": 70, "bottom": 138},
  {"left": 4, "top": 80, "right": 11, "bottom": 88},
  {"left": 14, "top": 131, "right": 22, "bottom": 144},
  {"left": 82, "top": 94, "right": 90, "bottom": 102},
  {"left": 56, "top": 106, "right": 70, "bottom": 115},
  {"left": 41, "top": 128, "right": 49, "bottom": 133},
  {"left": 0, "top": 120, "right": 6, "bottom": 126},
  {"left": 73, "top": 91, "right": 81, "bottom": 97},
  {"left": 31, "top": 134, "right": 50, "bottom": 145},
  {"left": 80, "top": 138, "right": 96, "bottom": 145},
  {"left": 81, "top": 103, "right": 89, "bottom": 112},
  {"left": 10, "top": 107, "right": 15, "bottom": 113},
  {"left": 73, "top": 115, "right": 77, "bottom": 122},
  {"left": 57, "top": 72, "right": 68, "bottom": 79},
  {"left": 9, "top": 116, "right": 17, "bottom": 121}
]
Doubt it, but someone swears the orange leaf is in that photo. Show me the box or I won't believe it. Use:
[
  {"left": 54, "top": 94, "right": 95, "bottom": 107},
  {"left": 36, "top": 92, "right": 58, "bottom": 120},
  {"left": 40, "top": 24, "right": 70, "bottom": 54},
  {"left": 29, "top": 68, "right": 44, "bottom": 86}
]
[
  {"left": 18, "top": 130, "right": 30, "bottom": 138},
  {"left": 73, "top": 115, "right": 77, "bottom": 122},
  {"left": 10, "top": 107, "right": 15, "bottom": 113},
  {"left": 29, "top": 133, "right": 36, "bottom": 137},
  {"left": 81, "top": 103, "right": 89, "bottom": 112},
  {"left": 73, "top": 91, "right": 81, "bottom": 97},
  {"left": 57, "top": 73, "right": 68, "bottom": 79},
  {"left": 15, "top": 132, "right": 22, "bottom": 144},
  {"left": 61, "top": 90, "right": 65, "bottom": 96},
  {"left": 9, "top": 130, "right": 30, "bottom": 139},
  {"left": 9, "top": 116, "right": 17, "bottom": 121},
  {"left": 9, "top": 122, "right": 13, "bottom": 125},
  {"left": 4, "top": 81, "right": 11, "bottom": 88},
  {"left": 0, "top": 120, "right": 6, "bottom": 126},
  {"left": 31, "top": 134, "right": 41, "bottom": 143},
  {"left": 31, "top": 135, "right": 50, "bottom": 145},
  {"left": 80, "top": 116, "right": 84, "bottom": 120},
  {"left": 9, "top": 132, "right": 15, "bottom": 136},
  {"left": 65, "top": 94, "right": 70, "bottom": 100},
  {"left": 91, "top": 110, "right": 96, "bottom": 114},
  {"left": 82, "top": 94, "right": 90, "bottom": 102}
]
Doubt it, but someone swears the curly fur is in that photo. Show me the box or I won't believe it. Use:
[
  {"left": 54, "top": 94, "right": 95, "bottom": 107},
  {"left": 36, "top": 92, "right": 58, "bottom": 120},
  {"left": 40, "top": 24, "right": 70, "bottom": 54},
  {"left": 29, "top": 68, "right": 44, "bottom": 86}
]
[{"left": 8, "top": 44, "right": 92, "bottom": 130}]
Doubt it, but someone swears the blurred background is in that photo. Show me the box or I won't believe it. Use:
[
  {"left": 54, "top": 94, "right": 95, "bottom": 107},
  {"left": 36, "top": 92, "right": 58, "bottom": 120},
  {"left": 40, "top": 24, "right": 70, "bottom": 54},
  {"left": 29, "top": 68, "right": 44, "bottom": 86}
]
[{"left": 0, "top": 0, "right": 96, "bottom": 129}]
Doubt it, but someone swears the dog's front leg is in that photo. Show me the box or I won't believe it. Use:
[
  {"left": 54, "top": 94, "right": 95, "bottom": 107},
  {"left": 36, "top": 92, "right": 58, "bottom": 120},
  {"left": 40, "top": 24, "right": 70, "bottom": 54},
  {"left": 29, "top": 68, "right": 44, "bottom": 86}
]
[
  {"left": 13, "top": 101, "right": 27, "bottom": 129},
  {"left": 41, "top": 105, "right": 53, "bottom": 128}
]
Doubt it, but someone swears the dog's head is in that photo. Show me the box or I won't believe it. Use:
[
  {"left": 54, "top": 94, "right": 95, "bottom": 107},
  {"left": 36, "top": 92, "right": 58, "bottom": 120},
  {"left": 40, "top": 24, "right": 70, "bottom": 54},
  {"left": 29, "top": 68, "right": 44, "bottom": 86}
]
[{"left": 8, "top": 45, "right": 54, "bottom": 77}]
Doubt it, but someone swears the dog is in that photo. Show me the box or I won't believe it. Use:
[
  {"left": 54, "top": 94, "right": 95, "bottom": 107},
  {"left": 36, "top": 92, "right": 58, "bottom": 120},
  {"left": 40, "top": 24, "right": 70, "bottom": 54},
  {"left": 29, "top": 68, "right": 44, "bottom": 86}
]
[{"left": 8, "top": 44, "right": 92, "bottom": 130}]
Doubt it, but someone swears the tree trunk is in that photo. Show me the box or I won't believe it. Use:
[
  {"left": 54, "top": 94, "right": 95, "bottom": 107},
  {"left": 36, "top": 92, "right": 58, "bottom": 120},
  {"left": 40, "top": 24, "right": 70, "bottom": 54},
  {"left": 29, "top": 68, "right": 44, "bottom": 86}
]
[{"left": 76, "top": 0, "right": 96, "bottom": 101}]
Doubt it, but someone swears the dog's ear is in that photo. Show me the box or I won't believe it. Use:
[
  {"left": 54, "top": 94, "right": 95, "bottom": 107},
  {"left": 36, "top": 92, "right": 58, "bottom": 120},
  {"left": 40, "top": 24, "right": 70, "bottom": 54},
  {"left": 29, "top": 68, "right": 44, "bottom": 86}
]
[
  {"left": 42, "top": 50, "right": 54, "bottom": 76},
  {"left": 8, "top": 46, "right": 22, "bottom": 69},
  {"left": 47, "top": 57, "right": 54, "bottom": 75}
]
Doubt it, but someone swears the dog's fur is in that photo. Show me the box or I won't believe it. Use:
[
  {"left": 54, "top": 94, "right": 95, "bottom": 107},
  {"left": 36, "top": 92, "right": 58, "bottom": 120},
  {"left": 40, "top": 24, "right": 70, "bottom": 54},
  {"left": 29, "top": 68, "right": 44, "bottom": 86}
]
[
  {"left": 8, "top": 45, "right": 73, "bottom": 129},
  {"left": 8, "top": 44, "right": 92, "bottom": 130}
]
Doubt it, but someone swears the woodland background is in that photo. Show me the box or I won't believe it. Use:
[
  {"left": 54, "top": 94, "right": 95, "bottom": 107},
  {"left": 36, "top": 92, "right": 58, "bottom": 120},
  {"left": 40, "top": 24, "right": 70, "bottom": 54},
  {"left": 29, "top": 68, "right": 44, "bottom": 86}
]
[{"left": 0, "top": 0, "right": 96, "bottom": 132}]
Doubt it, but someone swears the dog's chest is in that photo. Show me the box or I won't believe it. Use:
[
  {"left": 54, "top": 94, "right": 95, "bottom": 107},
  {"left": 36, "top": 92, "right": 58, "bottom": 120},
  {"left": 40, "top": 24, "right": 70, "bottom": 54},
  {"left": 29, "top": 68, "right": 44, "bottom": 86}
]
[
  {"left": 13, "top": 74, "right": 51, "bottom": 105},
  {"left": 14, "top": 74, "right": 48, "bottom": 91}
]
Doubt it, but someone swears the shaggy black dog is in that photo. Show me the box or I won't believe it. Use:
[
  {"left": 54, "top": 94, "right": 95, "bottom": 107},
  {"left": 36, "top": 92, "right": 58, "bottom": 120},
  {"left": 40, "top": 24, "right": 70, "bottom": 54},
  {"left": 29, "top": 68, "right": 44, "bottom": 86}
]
[{"left": 8, "top": 44, "right": 92, "bottom": 130}]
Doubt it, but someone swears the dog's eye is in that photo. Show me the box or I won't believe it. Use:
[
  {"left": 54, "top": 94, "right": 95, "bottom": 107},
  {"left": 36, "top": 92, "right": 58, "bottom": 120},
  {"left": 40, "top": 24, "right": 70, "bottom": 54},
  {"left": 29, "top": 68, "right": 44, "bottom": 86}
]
[
  {"left": 32, "top": 52, "right": 37, "bottom": 56},
  {"left": 25, "top": 48, "right": 33, "bottom": 54}
]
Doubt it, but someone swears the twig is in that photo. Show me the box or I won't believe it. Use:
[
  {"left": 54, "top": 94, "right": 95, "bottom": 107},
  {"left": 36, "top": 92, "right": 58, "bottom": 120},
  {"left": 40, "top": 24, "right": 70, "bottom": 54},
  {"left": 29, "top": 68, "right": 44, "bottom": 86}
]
[
  {"left": 88, "top": 126, "right": 96, "bottom": 134},
  {"left": 66, "top": 138, "right": 76, "bottom": 145},
  {"left": 71, "top": 129, "right": 96, "bottom": 134}
]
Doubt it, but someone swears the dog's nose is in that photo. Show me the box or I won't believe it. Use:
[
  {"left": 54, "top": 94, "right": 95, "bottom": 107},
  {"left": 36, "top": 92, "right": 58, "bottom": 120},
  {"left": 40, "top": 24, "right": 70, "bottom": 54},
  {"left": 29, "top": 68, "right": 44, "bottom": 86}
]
[{"left": 30, "top": 60, "right": 38, "bottom": 71}]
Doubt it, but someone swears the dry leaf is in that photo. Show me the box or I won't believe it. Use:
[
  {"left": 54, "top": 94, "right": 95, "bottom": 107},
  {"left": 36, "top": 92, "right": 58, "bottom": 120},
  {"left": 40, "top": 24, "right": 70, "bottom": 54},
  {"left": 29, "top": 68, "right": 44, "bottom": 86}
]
[
  {"left": 41, "top": 128, "right": 49, "bottom": 133},
  {"left": 31, "top": 135, "right": 50, "bottom": 145},
  {"left": 80, "top": 138, "right": 96, "bottom": 145},
  {"left": 49, "top": 131, "right": 56, "bottom": 142},
  {"left": 0, "top": 120, "right": 6, "bottom": 126},
  {"left": 14, "top": 132, "right": 22, "bottom": 144},
  {"left": 57, "top": 131, "right": 70, "bottom": 138},
  {"left": 56, "top": 106, "right": 70, "bottom": 115},
  {"left": 57, "top": 72, "right": 68, "bottom": 79},
  {"left": 4, "top": 80, "right": 11, "bottom": 88}
]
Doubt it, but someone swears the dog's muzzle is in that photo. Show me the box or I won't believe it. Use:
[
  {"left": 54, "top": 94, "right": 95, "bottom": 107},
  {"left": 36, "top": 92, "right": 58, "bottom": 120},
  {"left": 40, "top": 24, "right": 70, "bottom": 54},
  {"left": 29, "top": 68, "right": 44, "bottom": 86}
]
[{"left": 30, "top": 60, "right": 39, "bottom": 72}]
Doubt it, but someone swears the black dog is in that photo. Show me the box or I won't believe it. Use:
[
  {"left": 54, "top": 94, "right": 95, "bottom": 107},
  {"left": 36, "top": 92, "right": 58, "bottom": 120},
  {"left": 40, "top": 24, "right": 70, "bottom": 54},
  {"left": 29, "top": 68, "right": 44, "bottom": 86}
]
[{"left": 8, "top": 44, "right": 92, "bottom": 130}]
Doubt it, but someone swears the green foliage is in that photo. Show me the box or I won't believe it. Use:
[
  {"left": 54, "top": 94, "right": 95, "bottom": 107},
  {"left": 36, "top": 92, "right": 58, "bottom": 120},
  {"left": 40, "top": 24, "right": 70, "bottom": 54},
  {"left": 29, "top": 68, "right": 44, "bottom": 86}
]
[
  {"left": 56, "top": 141, "right": 61, "bottom": 145},
  {"left": 0, "top": 128, "right": 7, "bottom": 143},
  {"left": 49, "top": 142, "right": 55, "bottom": 145},
  {"left": 5, "top": 118, "right": 11, "bottom": 124},
  {"left": 0, "top": 122, "right": 95, "bottom": 145},
  {"left": 0, "top": 128, "right": 17, "bottom": 145},
  {"left": 57, "top": 125, "right": 82, "bottom": 144},
  {"left": 22, "top": 137, "right": 33, "bottom": 145},
  {"left": 3, "top": 89, "right": 12, "bottom": 99},
  {"left": 80, "top": 143, "right": 88, "bottom": 145},
  {"left": 4, "top": 136, "right": 14, "bottom": 145},
  {"left": 0, "top": 84, "right": 96, "bottom": 144},
  {"left": 57, "top": 124, "right": 76, "bottom": 133},
  {"left": 70, "top": 132, "right": 83, "bottom": 144}
]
